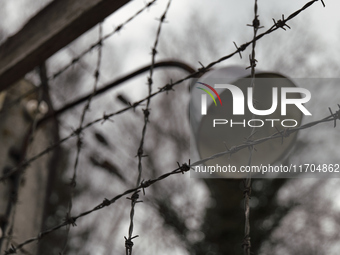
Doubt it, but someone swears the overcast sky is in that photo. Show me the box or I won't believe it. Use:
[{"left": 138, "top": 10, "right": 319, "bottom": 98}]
[{"left": 1, "top": 0, "right": 339, "bottom": 75}]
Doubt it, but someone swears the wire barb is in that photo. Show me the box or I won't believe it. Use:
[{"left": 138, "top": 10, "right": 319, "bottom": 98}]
[
  {"left": 177, "top": 160, "right": 191, "bottom": 174},
  {"left": 125, "top": 190, "right": 143, "bottom": 255},
  {"left": 328, "top": 104, "right": 340, "bottom": 127},
  {"left": 233, "top": 41, "right": 247, "bottom": 59},
  {"left": 160, "top": 80, "right": 175, "bottom": 93},
  {"left": 4, "top": 244, "right": 17, "bottom": 255},
  {"left": 273, "top": 14, "right": 291, "bottom": 30},
  {"left": 48, "top": 0, "right": 158, "bottom": 80}
]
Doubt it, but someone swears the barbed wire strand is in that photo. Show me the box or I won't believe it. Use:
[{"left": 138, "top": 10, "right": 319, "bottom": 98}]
[
  {"left": 136, "top": 0, "right": 171, "bottom": 187},
  {"left": 49, "top": 0, "right": 158, "bottom": 81},
  {"left": 0, "top": 0, "right": 325, "bottom": 184},
  {"left": 126, "top": 2, "right": 171, "bottom": 254},
  {"left": 3, "top": 105, "right": 340, "bottom": 253},
  {"left": 125, "top": 191, "right": 141, "bottom": 255},
  {"left": 191, "top": 111, "right": 338, "bottom": 167},
  {"left": 59, "top": 23, "right": 103, "bottom": 255},
  {"left": 242, "top": 0, "right": 264, "bottom": 253}
]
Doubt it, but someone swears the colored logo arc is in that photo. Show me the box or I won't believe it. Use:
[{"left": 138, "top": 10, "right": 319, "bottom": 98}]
[{"left": 196, "top": 82, "right": 223, "bottom": 106}]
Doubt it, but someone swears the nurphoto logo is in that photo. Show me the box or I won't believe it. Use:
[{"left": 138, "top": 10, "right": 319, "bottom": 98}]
[{"left": 197, "top": 82, "right": 312, "bottom": 128}]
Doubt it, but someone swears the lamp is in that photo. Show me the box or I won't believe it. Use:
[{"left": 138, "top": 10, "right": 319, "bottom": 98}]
[{"left": 190, "top": 66, "right": 303, "bottom": 178}]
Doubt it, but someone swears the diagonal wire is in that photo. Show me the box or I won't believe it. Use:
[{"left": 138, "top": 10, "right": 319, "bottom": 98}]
[
  {"left": 49, "top": 0, "right": 158, "bottom": 81},
  {"left": 191, "top": 108, "right": 339, "bottom": 167}
]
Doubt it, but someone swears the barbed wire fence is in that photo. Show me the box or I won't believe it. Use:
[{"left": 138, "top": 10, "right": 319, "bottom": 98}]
[
  {"left": 0, "top": 0, "right": 335, "bottom": 254},
  {"left": 126, "top": 1, "right": 171, "bottom": 254},
  {"left": 60, "top": 22, "right": 104, "bottom": 255},
  {"left": 242, "top": 0, "right": 260, "bottom": 253}
]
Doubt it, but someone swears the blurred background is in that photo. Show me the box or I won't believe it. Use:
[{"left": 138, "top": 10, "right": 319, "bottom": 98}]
[{"left": 0, "top": 0, "right": 340, "bottom": 254}]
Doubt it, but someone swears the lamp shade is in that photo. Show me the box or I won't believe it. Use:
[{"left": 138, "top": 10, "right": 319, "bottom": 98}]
[{"left": 190, "top": 66, "right": 303, "bottom": 178}]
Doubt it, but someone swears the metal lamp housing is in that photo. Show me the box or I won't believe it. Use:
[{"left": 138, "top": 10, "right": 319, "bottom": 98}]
[{"left": 190, "top": 66, "right": 303, "bottom": 178}]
